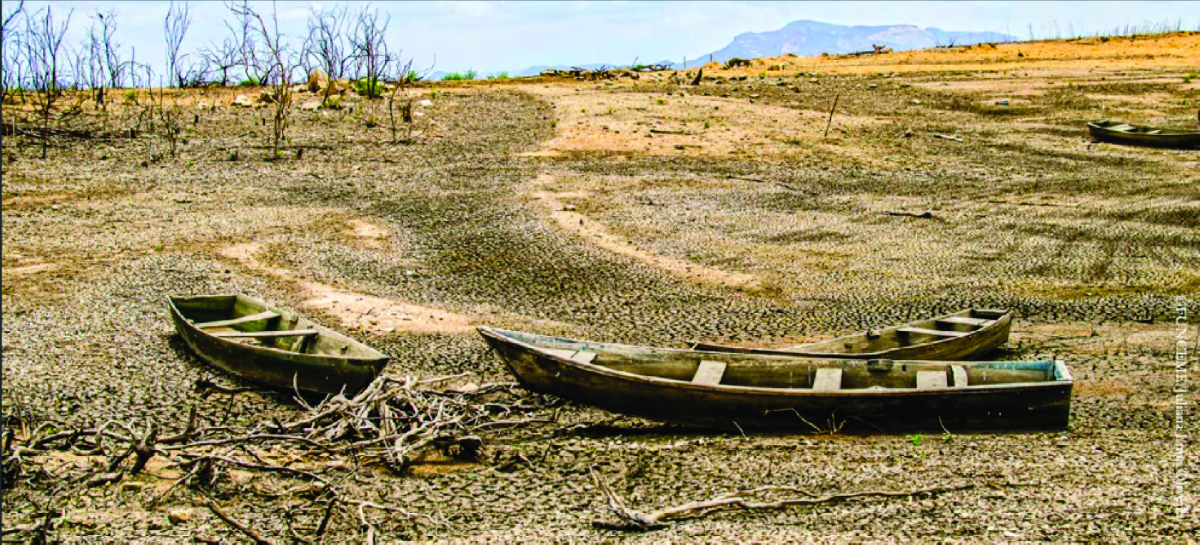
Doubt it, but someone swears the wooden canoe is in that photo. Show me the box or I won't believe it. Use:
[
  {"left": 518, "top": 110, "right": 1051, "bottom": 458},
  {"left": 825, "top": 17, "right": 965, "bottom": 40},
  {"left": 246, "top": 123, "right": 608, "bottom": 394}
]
[
  {"left": 691, "top": 308, "right": 1012, "bottom": 360},
  {"left": 1086, "top": 120, "right": 1200, "bottom": 149},
  {"left": 169, "top": 294, "right": 388, "bottom": 394},
  {"left": 478, "top": 327, "right": 1072, "bottom": 432}
]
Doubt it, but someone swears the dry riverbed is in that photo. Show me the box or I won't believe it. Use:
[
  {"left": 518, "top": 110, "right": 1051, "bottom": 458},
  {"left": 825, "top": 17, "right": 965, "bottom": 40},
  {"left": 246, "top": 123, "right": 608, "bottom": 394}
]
[{"left": 2, "top": 33, "right": 1198, "bottom": 541}]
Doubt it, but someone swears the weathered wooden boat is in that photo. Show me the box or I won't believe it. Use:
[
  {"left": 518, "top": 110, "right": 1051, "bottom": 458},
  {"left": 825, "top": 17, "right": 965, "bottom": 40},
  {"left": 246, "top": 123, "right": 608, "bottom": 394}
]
[
  {"left": 478, "top": 327, "right": 1072, "bottom": 432},
  {"left": 691, "top": 309, "right": 1012, "bottom": 361},
  {"left": 169, "top": 294, "right": 388, "bottom": 394},
  {"left": 1086, "top": 120, "right": 1200, "bottom": 149}
]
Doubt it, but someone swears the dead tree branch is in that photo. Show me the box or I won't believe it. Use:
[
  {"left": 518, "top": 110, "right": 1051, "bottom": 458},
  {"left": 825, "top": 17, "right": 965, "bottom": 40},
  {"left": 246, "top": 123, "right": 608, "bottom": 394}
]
[
  {"left": 590, "top": 469, "right": 979, "bottom": 531},
  {"left": 204, "top": 498, "right": 280, "bottom": 545}
]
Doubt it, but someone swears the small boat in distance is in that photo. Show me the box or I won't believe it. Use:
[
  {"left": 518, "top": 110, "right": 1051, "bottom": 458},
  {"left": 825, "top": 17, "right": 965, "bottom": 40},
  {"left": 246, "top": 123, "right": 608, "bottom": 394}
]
[
  {"left": 478, "top": 327, "right": 1072, "bottom": 433},
  {"left": 691, "top": 309, "right": 1012, "bottom": 361},
  {"left": 169, "top": 294, "right": 388, "bottom": 394},
  {"left": 1086, "top": 120, "right": 1200, "bottom": 149}
]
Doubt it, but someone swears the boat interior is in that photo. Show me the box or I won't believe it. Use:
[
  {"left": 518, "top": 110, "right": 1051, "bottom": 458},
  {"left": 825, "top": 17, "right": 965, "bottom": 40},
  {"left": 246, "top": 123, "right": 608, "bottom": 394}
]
[
  {"left": 494, "top": 329, "right": 1068, "bottom": 391},
  {"left": 1092, "top": 120, "right": 1196, "bottom": 135},
  {"left": 790, "top": 308, "right": 1008, "bottom": 354},
  {"left": 171, "top": 295, "right": 376, "bottom": 357}
]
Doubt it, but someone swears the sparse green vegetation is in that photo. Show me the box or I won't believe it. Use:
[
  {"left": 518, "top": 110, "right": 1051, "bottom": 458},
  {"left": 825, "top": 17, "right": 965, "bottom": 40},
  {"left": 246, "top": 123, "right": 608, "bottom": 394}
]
[
  {"left": 442, "top": 70, "right": 479, "bottom": 81},
  {"left": 1184, "top": 72, "right": 1198, "bottom": 83},
  {"left": 355, "top": 78, "right": 385, "bottom": 98},
  {"left": 237, "top": 77, "right": 259, "bottom": 87},
  {"left": 445, "top": 69, "right": 479, "bottom": 81},
  {"left": 487, "top": 72, "right": 510, "bottom": 80}
]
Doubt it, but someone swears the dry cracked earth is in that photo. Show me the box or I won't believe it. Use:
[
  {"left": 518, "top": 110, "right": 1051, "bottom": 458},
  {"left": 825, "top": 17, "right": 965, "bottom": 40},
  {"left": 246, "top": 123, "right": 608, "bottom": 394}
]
[{"left": 2, "top": 34, "right": 1199, "bottom": 542}]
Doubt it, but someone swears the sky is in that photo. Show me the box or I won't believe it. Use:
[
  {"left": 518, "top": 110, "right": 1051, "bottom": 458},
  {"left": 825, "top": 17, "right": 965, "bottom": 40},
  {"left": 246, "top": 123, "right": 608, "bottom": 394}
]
[{"left": 7, "top": 1, "right": 1200, "bottom": 78}]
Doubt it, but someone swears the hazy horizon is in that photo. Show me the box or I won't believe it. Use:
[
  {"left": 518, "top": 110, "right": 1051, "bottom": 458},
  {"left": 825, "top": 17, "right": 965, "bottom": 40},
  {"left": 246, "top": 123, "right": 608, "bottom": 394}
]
[{"left": 6, "top": 1, "right": 1198, "bottom": 80}]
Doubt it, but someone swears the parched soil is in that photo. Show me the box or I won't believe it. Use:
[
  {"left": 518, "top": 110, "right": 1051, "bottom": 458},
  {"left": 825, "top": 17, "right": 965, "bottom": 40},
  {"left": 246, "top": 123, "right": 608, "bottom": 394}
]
[{"left": 2, "top": 33, "right": 1198, "bottom": 541}]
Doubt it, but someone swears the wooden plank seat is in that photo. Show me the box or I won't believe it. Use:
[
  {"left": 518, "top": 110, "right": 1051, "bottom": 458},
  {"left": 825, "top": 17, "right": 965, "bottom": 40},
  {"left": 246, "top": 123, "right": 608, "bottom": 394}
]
[
  {"left": 937, "top": 316, "right": 992, "bottom": 327},
  {"left": 951, "top": 365, "right": 968, "bottom": 387},
  {"left": 916, "top": 370, "right": 948, "bottom": 389},
  {"left": 692, "top": 360, "right": 727, "bottom": 386},
  {"left": 898, "top": 327, "right": 969, "bottom": 338},
  {"left": 812, "top": 368, "right": 843, "bottom": 391},
  {"left": 194, "top": 311, "right": 280, "bottom": 329},
  {"left": 212, "top": 329, "right": 318, "bottom": 339}
]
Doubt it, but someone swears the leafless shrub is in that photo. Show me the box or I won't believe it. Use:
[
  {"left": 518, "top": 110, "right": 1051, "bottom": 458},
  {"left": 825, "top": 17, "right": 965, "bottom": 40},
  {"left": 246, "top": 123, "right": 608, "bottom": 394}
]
[
  {"left": 305, "top": 4, "right": 350, "bottom": 105},
  {"left": 350, "top": 6, "right": 391, "bottom": 99},
  {"left": 387, "top": 57, "right": 415, "bottom": 143},
  {"left": 229, "top": 0, "right": 305, "bottom": 159},
  {"left": 22, "top": 4, "right": 73, "bottom": 158}
]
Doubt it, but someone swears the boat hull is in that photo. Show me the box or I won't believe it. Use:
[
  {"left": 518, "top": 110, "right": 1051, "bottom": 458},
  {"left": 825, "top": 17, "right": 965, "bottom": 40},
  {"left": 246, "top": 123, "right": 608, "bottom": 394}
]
[
  {"left": 169, "top": 295, "right": 388, "bottom": 394},
  {"left": 1087, "top": 122, "right": 1200, "bottom": 149},
  {"left": 480, "top": 328, "right": 1071, "bottom": 433}
]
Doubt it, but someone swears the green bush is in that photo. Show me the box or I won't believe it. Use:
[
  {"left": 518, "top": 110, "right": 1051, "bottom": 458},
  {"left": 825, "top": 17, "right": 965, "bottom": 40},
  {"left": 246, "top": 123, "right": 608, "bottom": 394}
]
[
  {"left": 442, "top": 70, "right": 479, "bottom": 82},
  {"left": 487, "top": 71, "right": 509, "bottom": 80},
  {"left": 1184, "top": 72, "right": 1198, "bottom": 83},
  {"left": 237, "top": 77, "right": 259, "bottom": 87},
  {"left": 355, "top": 78, "right": 385, "bottom": 98},
  {"left": 405, "top": 69, "right": 421, "bottom": 82},
  {"left": 124, "top": 90, "right": 138, "bottom": 103}
]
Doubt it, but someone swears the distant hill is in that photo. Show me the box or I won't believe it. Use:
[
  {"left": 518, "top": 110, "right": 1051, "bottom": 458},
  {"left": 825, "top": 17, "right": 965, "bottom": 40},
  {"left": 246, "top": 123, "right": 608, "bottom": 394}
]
[
  {"left": 686, "top": 20, "right": 1014, "bottom": 67},
  {"left": 481, "top": 20, "right": 1016, "bottom": 78}
]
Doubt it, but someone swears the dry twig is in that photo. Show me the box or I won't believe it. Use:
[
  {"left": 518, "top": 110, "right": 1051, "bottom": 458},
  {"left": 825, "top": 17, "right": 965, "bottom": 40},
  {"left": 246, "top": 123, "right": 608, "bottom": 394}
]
[{"left": 590, "top": 469, "right": 978, "bottom": 531}]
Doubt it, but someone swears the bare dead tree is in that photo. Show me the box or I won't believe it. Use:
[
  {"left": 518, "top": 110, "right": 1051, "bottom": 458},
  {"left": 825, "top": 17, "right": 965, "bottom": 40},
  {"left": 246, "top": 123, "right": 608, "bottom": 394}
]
[
  {"left": 305, "top": 4, "right": 349, "bottom": 105},
  {"left": 225, "top": 0, "right": 269, "bottom": 85},
  {"left": 163, "top": 1, "right": 191, "bottom": 88},
  {"left": 82, "top": 12, "right": 108, "bottom": 107},
  {"left": 349, "top": 6, "right": 391, "bottom": 99},
  {"left": 1, "top": 0, "right": 24, "bottom": 34},
  {"left": 97, "top": 9, "right": 122, "bottom": 92},
  {"left": 198, "top": 37, "right": 239, "bottom": 87},
  {"left": 23, "top": 5, "right": 73, "bottom": 158},
  {"left": 229, "top": 0, "right": 304, "bottom": 159},
  {"left": 1, "top": 0, "right": 27, "bottom": 103}
]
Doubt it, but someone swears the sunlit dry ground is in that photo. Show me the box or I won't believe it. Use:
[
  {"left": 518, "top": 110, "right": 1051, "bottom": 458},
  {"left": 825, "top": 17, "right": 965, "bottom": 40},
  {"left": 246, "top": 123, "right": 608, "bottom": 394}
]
[{"left": 2, "top": 32, "right": 1198, "bottom": 541}]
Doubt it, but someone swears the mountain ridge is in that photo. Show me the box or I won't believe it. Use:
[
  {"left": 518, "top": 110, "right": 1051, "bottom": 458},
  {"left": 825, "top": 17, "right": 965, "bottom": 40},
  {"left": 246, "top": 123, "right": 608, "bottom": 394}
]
[{"left": 502, "top": 20, "right": 1014, "bottom": 77}]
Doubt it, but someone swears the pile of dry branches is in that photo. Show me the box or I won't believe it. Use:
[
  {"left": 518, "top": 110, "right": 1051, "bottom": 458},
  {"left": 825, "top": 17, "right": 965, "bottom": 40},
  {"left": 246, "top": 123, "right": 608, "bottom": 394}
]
[{"left": 1, "top": 373, "right": 556, "bottom": 542}]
